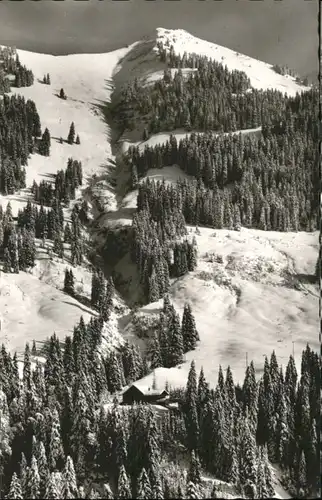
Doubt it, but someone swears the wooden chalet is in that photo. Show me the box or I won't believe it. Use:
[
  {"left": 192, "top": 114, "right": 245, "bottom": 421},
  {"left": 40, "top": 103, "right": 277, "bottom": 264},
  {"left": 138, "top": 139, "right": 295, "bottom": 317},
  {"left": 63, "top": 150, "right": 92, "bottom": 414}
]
[{"left": 122, "top": 384, "right": 169, "bottom": 405}]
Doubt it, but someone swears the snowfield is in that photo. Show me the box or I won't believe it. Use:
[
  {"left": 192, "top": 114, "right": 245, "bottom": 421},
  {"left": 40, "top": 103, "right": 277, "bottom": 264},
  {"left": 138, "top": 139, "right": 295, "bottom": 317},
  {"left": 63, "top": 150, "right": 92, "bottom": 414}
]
[
  {"left": 124, "top": 227, "right": 319, "bottom": 389},
  {"left": 0, "top": 44, "right": 136, "bottom": 216},
  {"left": 0, "top": 268, "right": 94, "bottom": 354}
]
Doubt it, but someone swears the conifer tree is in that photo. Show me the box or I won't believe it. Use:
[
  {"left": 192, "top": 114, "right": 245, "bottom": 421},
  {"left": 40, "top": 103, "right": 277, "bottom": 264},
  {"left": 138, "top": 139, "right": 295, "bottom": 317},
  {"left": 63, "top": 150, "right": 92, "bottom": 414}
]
[
  {"left": 23, "top": 342, "right": 32, "bottom": 390},
  {"left": 6, "top": 473, "right": 23, "bottom": 500},
  {"left": 67, "top": 122, "right": 75, "bottom": 145},
  {"left": 39, "top": 128, "right": 51, "bottom": 156},
  {"left": 228, "top": 448, "right": 239, "bottom": 486},
  {"left": 19, "top": 453, "right": 29, "bottom": 498},
  {"left": 297, "top": 450, "right": 307, "bottom": 498},
  {"left": 152, "top": 476, "right": 164, "bottom": 500},
  {"left": 256, "top": 451, "right": 268, "bottom": 498},
  {"left": 187, "top": 450, "right": 202, "bottom": 486},
  {"left": 28, "top": 456, "right": 40, "bottom": 499},
  {"left": 186, "top": 481, "right": 199, "bottom": 500},
  {"left": 181, "top": 303, "right": 199, "bottom": 352},
  {"left": 48, "top": 408, "right": 65, "bottom": 471},
  {"left": 64, "top": 223, "right": 72, "bottom": 244},
  {"left": 76, "top": 135, "right": 80, "bottom": 145},
  {"left": 31, "top": 339, "right": 37, "bottom": 355},
  {"left": 115, "top": 422, "right": 128, "bottom": 473},
  {"left": 63, "top": 268, "right": 75, "bottom": 296},
  {"left": 197, "top": 366, "right": 209, "bottom": 420},
  {"left": 148, "top": 332, "right": 162, "bottom": 370},
  {"left": 185, "top": 361, "right": 199, "bottom": 451},
  {"left": 242, "top": 361, "right": 258, "bottom": 430},
  {"left": 187, "top": 239, "right": 198, "bottom": 271},
  {"left": 44, "top": 473, "right": 60, "bottom": 499},
  {"left": 117, "top": 465, "right": 132, "bottom": 499},
  {"left": 148, "top": 265, "right": 160, "bottom": 303},
  {"left": 60, "top": 88, "right": 66, "bottom": 99},
  {"left": 102, "top": 483, "right": 114, "bottom": 499},
  {"left": 225, "top": 365, "right": 237, "bottom": 413},
  {"left": 167, "top": 309, "right": 184, "bottom": 367},
  {"left": 62, "top": 456, "right": 78, "bottom": 499},
  {"left": 37, "top": 441, "right": 49, "bottom": 497},
  {"left": 239, "top": 417, "right": 257, "bottom": 491},
  {"left": 107, "top": 351, "right": 123, "bottom": 393},
  {"left": 3, "top": 247, "right": 11, "bottom": 272},
  {"left": 136, "top": 468, "right": 152, "bottom": 500}
]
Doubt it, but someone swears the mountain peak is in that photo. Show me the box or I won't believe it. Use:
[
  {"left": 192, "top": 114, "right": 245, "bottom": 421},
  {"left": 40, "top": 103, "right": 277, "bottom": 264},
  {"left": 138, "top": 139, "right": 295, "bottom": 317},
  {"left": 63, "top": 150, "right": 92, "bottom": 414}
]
[{"left": 153, "top": 27, "right": 309, "bottom": 96}]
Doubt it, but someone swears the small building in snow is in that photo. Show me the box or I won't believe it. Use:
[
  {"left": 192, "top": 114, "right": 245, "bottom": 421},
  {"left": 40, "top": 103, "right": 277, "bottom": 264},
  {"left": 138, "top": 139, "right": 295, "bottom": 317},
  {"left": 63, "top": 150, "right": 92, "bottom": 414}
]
[{"left": 122, "top": 384, "right": 169, "bottom": 405}]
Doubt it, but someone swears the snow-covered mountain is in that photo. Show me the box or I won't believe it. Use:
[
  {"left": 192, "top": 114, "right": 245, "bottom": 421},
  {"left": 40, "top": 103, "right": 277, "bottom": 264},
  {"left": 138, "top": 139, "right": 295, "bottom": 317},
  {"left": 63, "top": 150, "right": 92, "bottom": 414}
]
[{"left": 0, "top": 28, "right": 317, "bottom": 389}]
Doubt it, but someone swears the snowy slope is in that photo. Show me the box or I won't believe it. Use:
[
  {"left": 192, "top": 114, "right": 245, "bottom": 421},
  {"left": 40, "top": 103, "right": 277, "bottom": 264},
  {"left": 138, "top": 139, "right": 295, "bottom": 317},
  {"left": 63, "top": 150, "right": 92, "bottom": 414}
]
[
  {"left": 117, "top": 27, "right": 309, "bottom": 165},
  {"left": 122, "top": 227, "right": 319, "bottom": 389},
  {"left": 0, "top": 44, "right": 135, "bottom": 353},
  {"left": 155, "top": 28, "right": 309, "bottom": 96},
  {"left": 0, "top": 44, "right": 136, "bottom": 216}
]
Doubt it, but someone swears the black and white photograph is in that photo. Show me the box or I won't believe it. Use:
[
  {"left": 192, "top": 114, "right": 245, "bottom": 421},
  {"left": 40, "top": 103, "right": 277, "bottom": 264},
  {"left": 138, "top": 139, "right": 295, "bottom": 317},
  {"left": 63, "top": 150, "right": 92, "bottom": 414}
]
[{"left": 0, "top": 0, "right": 320, "bottom": 498}]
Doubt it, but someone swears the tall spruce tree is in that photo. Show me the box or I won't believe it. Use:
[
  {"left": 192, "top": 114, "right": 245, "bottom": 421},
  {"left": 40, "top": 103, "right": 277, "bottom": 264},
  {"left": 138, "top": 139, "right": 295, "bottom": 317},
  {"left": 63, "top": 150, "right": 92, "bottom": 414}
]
[
  {"left": 181, "top": 303, "right": 199, "bottom": 353},
  {"left": 6, "top": 473, "right": 23, "bottom": 500},
  {"left": 117, "top": 465, "right": 132, "bottom": 499},
  {"left": 67, "top": 122, "right": 76, "bottom": 145}
]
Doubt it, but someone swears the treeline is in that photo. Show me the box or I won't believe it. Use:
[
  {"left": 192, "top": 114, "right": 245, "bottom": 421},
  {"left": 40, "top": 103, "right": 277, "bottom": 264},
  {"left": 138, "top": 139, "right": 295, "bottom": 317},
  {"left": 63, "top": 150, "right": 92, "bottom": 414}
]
[
  {"left": 131, "top": 179, "right": 197, "bottom": 303},
  {"left": 114, "top": 39, "right": 315, "bottom": 137},
  {"left": 90, "top": 269, "right": 115, "bottom": 321},
  {"left": 157, "top": 39, "right": 251, "bottom": 89},
  {"left": 0, "top": 307, "right": 319, "bottom": 499},
  {"left": 126, "top": 88, "right": 318, "bottom": 231},
  {"left": 0, "top": 201, "right": 36, "bottom": 272},
  {"left": 157, "top": 40, "right": 307, "bottom": 87},
  {"left": 0, "top": 197, "right": 86, "bottom": 271},
  {"left": 0, "top": 95, "right": 43, "bottom": 195},
  {"left": 31, "top": 158, "right": 83, "bottom": 206},
  {"left": 0, "top": 46, "right": 34, "bottom": 94}
]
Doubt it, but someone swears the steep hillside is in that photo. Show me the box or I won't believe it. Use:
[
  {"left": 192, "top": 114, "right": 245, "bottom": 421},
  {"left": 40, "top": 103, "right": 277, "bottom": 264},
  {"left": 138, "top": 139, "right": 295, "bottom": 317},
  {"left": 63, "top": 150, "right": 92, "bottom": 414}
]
[{"left": 0, "top": 44, "right": 135, "bottom": 354}]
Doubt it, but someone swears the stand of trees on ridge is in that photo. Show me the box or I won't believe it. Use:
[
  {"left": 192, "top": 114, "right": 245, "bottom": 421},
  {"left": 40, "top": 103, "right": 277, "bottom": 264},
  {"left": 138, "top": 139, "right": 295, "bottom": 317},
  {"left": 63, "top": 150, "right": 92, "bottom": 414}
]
[
  {"left": 0, "top": 46, "right": 34, "bottom": 94},
  {"left": 114, "top": 40, "right": 318, "bottom": 233},
  {"left": 0, "top": 95, "right": 43, "bottom": 195}
]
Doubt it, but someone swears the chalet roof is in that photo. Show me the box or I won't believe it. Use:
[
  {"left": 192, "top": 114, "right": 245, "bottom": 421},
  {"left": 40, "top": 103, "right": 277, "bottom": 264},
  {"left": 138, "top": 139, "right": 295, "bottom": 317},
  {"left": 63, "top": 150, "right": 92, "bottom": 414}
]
[{"left": 123, "top": 383, "right": 169, "bottom": 398}]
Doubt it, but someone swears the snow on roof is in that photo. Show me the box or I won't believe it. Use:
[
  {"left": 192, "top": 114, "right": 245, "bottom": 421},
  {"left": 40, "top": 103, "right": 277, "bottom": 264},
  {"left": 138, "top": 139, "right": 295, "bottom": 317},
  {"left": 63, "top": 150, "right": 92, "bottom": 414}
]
[{"left": 124, "top": 383, "right": 168, "bottom": 397}]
